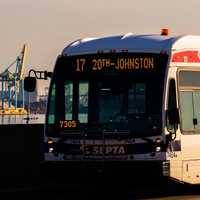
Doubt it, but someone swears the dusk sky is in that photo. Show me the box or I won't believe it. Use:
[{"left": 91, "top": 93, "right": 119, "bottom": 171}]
[{"left": 0, "top": 0, "right": 200, "bottom": 74}]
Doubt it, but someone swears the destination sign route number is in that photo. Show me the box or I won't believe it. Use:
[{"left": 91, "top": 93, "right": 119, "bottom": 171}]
[{"left": 76, "top": 57, "right": 155, "bottom": 72}]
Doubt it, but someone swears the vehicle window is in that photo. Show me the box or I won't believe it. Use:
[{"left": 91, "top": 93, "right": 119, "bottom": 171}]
[
  {"left": 128, "top": 83, "right": 146, "bottom": 114},
  {"left": 64, "top": 81, "right": 73, "bottom": 120},
  {"left": 180, "top": 91, "right": 194, "bottom": 131},
  {"left": 78, "top": 82, "right": 89, "bottom": 123},
  {"left": 179, "top": 70, "right": 200, "bottom": 133},
  {"left": 98, "top": 82, "right": 146, "bottom": 123},
  {"left": 193, "top": 92, "right": 200, "bottom": 130},
  {"left": 48, "top": 83, "right": 56, "bottom": 124},
  {"left": 179, "top": 71, "right": 200, "bottom": 87}
]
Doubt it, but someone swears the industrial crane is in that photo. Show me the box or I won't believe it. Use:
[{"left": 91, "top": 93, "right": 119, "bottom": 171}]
[{"left": 0, "top": 44, "right": 28, "bottom": 115}]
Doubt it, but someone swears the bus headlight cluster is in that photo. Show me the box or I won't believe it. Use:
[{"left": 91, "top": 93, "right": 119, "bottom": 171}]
[
  {"left": 47, "top": 138, "right": 55, "bottom": 153},
  {"left": 155, "top": 146, "right": 161, "bottom": 152},
  {"left": 49, "top": 147, "right": 54, "bottom": 153},
  {"left": 153, "top": 137, "right": 162, "bottom": 153}
]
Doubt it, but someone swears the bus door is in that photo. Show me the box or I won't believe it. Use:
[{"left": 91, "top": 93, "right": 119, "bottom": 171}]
[
  {"left": 178, "top": 70, "right": 200, "bottom": 184},
  {"left": 67, "top": 80, "right": 105, "bottom": 171},
  {"left": 64, "top": 80, "right": 90, "bottom": 163},
  {"left": 88, "top": 79, "right": 131, "bottom": 169},
  {"left": 178, "top": 71, "right": 200, "bottom": 160},
  {"left": 62, "top": 79, "right": 106, "bottom": 168},
  {"left": 80, "top": 80, "right": 107, "bottom": 171}
]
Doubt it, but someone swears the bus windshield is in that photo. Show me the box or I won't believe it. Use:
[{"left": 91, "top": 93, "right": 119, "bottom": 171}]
[
  {"left": 46, "top": 52, "right": 168, "bottom": 138},
  {"left": 98, "top": 80, "right": 146, "bottom": 122}
]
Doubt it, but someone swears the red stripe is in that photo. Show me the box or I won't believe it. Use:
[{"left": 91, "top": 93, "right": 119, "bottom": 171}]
[{"left": 172, "top": 50, "right": 200, "bottom": 63}]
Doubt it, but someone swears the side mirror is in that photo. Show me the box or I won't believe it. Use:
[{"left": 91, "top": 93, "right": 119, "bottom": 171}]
[
  {"left": 24, "top": 76, "right": 37, "bottom": 92},
  {"left": 166, "top": 108, "right": 180, "bottom": 125}
]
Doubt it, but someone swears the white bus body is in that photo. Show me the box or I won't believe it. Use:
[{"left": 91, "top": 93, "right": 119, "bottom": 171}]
[{"left": 44, "top": 30, "right": 200, "bottom": 184}]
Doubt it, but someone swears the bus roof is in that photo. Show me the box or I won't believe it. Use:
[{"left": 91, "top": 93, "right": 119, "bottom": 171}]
[{"left": 62, "top": 33, "right": 200, "bottom": 56}]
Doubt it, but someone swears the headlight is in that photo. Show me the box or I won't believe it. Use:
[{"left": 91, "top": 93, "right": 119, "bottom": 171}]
[
  {"left": 155, "top": 146, "right": 161, "bottom": 152},
  {"left": 49, "top": 147, "right": 54, "bottom": 153}
]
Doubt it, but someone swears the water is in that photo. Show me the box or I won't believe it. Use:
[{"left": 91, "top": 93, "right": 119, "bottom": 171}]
[{"left": 0, "top": 114, "right": 45, "bottom": 125}]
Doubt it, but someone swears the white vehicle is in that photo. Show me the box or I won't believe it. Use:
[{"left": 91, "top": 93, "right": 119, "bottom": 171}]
[{"left": 34, "top": 29, "right": 200, "bottom": 184}]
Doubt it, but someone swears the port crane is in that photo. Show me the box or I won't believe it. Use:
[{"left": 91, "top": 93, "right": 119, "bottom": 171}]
[{"left": 0, "top": 44, "right": 28, "bottom": 115}]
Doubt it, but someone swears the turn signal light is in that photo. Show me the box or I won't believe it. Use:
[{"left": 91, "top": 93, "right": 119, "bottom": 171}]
[
  {"left": 155, "top": 137, "right": 162, "bottom": 144},
  {"left": 47, "top": 138, "right": 54, "bottom": 144}
]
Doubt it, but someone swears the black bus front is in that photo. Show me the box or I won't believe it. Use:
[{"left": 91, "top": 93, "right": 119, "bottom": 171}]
[{"left": 44, "top": 52, "right": 168, "bottom": 178}]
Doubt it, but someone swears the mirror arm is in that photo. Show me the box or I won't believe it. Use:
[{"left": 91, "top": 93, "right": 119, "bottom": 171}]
[{"left": 28, "top": 69, "right": 52, "bottom": 80}]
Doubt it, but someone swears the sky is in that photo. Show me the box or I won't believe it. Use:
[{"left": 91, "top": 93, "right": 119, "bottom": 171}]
[{"left": 0, "top": 0, "right": 200, "bottom": 75}]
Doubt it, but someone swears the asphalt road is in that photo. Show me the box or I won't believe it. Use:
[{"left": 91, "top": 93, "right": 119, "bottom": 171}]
[
  {"left": 1, "top": 178, "right": 200, "bottom": 200},
  {"left": 147, "top": 197, "right": 200, "bottom": 200},
  {"left": 0, "top": 165, "right": 200, "bottom": 200}
]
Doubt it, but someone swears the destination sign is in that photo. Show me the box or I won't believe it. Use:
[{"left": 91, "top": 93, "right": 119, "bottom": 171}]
[
  {"left": 76, "top": 57, "right": 154, "bottom": 72},
  {"left": 66, "top": 53, "right": 169, "bottom": 74}
]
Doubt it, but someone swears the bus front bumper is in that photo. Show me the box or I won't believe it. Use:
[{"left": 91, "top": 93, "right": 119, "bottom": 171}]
[{"left": 41, "top": 160, "right": 170, "bottom": 182}]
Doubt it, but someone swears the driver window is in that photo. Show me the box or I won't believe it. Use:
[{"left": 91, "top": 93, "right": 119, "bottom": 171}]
[{"left": 179, "top": 71, "right": 200, "bottom": 133}]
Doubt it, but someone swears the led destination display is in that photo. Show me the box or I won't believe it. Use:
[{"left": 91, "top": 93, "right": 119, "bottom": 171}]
[
  {"left": 68, "top": 53, "right": 168, "bottom": 74},
  {"left": 76, "top": 57, "right": 154, "bottom": 72}
]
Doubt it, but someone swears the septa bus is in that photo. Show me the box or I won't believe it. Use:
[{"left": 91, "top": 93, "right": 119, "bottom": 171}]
[{"left": 26, "top": 29, "right": 200, "bottom": 184}]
